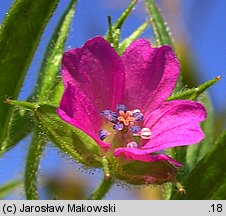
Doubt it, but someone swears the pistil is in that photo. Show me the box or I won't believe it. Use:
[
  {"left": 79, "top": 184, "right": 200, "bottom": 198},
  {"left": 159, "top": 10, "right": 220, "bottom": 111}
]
[{"left": 117, "top": 111, "right": 134, "bottom": 126}]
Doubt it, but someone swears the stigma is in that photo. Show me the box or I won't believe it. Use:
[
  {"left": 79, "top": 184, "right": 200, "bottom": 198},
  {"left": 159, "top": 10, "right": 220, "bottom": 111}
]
[{"left": 117, "top": 110, "right": 134, "bottom": 126}]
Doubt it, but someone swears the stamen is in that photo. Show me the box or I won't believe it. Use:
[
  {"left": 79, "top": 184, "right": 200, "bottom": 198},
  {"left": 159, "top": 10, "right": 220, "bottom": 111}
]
[
  {"left": 113, "top": 122, "right": 124, "bottom": 131},
  {"left": 100, "top": 106, "right": 148, "bottom": 146},
  {"left": 98, "top": 129, "right": 109, "bottom": 141},
  {"left": 116, "top": 104, "right": 127, "bottom": 112},
  {"left": 132, "top": 109, "right": 144, "bottom": 122},
  {"left": 130, "top": 125, "right": 141, "bottom": 134},
  {"left": 140, "top": 128, "right": 152, "bottom": 139},
  {"left": 101, "top": 110, "right": 118, "bottom": 123},
  {"left": 127, "top": 141, "right": 139, "bottom": 148}
]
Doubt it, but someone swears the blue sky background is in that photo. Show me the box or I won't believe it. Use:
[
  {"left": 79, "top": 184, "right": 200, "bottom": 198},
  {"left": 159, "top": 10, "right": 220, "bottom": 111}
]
[{"left": 0, "top": 0, "right": 225, "bottom": 199}]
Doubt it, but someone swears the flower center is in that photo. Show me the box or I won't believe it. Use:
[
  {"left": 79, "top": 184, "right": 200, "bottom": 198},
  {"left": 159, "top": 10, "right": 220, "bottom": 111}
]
[
  {"left": 117, "top": 111, "right": 134, "bottom": 126},
  {"left": 99, "top": 104, "right": 151, "bottom": 149}
]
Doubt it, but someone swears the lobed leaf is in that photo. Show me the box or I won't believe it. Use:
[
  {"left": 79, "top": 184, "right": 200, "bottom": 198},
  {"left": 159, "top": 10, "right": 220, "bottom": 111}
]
[{"left": 0, "top": 0, "right": 59, "bottom": 152}]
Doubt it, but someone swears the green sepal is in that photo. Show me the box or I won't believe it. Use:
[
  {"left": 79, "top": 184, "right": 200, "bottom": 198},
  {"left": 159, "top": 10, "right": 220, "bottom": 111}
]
[
  {"left": 0, "top": 0, "right": 59, "bottom": 152},
  {"left": 105, "top": 0, "right": 138, "bottom": 49},
  {"left": 113, "top": 159, "right": 177, "bottom": 185},
  {"left": 168, "top": 76, "right": 221, "bottom": 101},
  {"left": 0, "top": 180, "right": 21, "bottom": 199},
  {"left": 6, "top": 100, "right": 102, "bottom": 167},
  {"left": 118, "top": 21, "right": 149, "bottom": 55},
  {"left": 162, "top": 183, "right": 173, "bottom": 200},
  {"left": 34, "top": 104, "right": 101, "bottom": 167},
  {"left": 172, "top": 130, "right": 226, "bottom": 200}
]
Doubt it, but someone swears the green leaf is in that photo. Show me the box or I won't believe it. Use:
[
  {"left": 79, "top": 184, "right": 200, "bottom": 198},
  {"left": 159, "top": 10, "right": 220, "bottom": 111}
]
[
  {"left": 34, "top": 0, "right": 77, "bottom": 102},
  {"left": 1, "top": 109, "right": 33, "bottom": 154},
  {"left": 145, "top": 0, "right": 173, "bottom": 47},
  {"left": 112, "top": 0, "right": 138, "bottom": 31},
  {"left": 144, "top": 0, "right": 184, "bottom": 93},
  {"left": 105, "top": 16, "right": 119, "bottom": 49},
  {"left": 168, "top": 76, "right": 221, "bottom": 101},
  {"left": 0, "top": 180, "right": 20, "bottom": 199},
  {"left": 105, "top": 0, "right": 138, "bottom": 48},
  {"left": 24, "top": 1, "right": 77, "bottom": 199},
  {"left": 25, "top": 130, "right": 45, "bottom": 200},
  {"left": 0, "top": 0, "right": 59, "bottom": 152},
  {"left": 47, "top": 77, "right": 64, "bottom": 106},
  {"left": 34, "top": 104, "right": 101, "bottom": 167},
  {"left": 172, "top": 130, "right": 226, "bottom": 200},
  {"left": 118, "top": 21, "right": 149, "bottom": 55},
  {"left": 186, "top": 94, "right": 214, "bottom": 171}
]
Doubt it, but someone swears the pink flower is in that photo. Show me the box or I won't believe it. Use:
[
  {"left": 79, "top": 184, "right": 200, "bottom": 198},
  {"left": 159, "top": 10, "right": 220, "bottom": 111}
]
[{"left": 57, "top": 36, "right": 206, "bottom": 169}]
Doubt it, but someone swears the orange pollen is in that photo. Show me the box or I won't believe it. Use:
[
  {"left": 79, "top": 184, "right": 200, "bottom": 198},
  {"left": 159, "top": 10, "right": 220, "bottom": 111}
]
[{"left": 117, "top": 111, "right": 135, "bottom": 126}]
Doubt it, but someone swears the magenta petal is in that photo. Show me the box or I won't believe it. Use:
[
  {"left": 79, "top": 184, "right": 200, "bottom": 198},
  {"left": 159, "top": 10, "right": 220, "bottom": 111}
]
[
  {"left": 143, "top": 100, "right": 207, "bottom": 152},
  {"left": 62, "top": 36, "right": 125, "bottom": 113},
  {"left": 57, "top": 83, "right": 110, "bottom": 149},
  {"left": 114, "top": 148, "right": 182, "bottom": 167},
  {"left": 122, "top": 39, "right": 179, "bottom": 113}
]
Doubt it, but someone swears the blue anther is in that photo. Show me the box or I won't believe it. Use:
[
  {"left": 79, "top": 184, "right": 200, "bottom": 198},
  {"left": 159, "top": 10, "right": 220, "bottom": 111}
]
[
  {"left": 113, "top": 122, "right": 124, "bottom": 131},
  {"left": 130, "top": 125, "right": 141, "bottom": 134},
  {"left": 132, "top": 110, "right": 144, "bottom": 122},
  {"left": 98, "top": 129, "right": 109, "bottom": 141},
  {"left": 116, "top": 104, "right": 127, "bottom": 112},
  {"left": 101, "top": 110, "right": 118, "bottom": 123}
]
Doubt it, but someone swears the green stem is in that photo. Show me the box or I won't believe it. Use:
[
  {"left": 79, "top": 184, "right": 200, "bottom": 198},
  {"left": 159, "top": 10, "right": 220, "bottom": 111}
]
[
  {"left": 89, "top": 156, "right": 113, "bottom": 200},
  {"left": 89, "top": 176, "right": 113, "bottom": 200},
  {"left": 24, "top": 130, "right": 45, "bottom": 200}
]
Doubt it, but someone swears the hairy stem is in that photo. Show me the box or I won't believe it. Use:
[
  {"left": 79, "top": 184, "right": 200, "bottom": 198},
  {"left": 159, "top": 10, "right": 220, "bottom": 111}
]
[
  {"left": 89, "top": 156, "right": 113, "bottom": 200},
  {"left": 24, "top": 130, "right": 45, "bottom": 200},
  {"left": 89, "top": 176, "right": 113, "bottom": 200}
]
